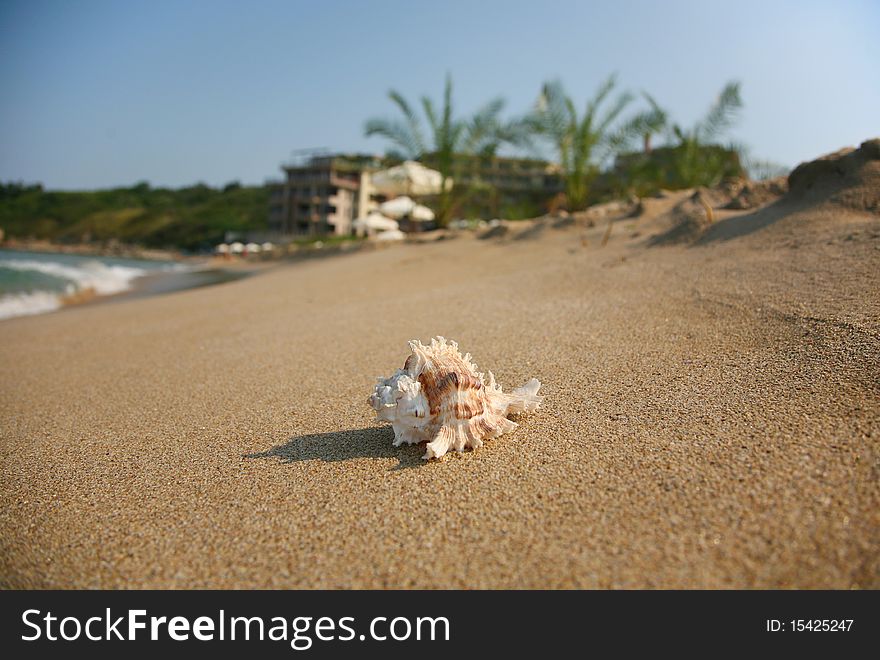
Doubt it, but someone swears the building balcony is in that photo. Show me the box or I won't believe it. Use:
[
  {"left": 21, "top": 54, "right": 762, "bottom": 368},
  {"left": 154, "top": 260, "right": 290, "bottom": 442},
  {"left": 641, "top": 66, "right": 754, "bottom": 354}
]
[{"left": 329, "top": 174, "right": 359, "bottom": 190}]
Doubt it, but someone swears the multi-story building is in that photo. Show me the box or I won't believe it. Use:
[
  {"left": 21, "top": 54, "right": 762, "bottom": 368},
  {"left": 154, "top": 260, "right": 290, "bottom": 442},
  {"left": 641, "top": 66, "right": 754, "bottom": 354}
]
[
  {"left": 422, "top": 153, "right": 564, "bottom": 219},
  {"left": 269, "top": 153, "right": 381, "bottom": 237},
  {"left": 268, "top": 152, "right": 564, "bottom": 237}
]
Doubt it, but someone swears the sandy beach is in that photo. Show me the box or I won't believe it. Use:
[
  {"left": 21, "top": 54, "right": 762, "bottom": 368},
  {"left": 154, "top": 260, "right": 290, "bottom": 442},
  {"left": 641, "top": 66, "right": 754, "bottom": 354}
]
[{"left": 1, "top": 150, "right": 878, "bottom": 588}]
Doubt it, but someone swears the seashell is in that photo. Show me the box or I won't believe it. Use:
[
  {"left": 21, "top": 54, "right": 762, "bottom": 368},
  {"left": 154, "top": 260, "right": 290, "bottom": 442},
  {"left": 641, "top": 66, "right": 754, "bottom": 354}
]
[{"left": 368, "top": 337, "right": 542, "bottom": 459}]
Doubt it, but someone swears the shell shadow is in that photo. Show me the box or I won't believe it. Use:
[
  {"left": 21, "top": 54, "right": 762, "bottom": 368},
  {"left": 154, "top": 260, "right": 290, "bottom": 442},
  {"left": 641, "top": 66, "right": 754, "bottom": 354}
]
[{"left": 243, "top": 426, "right": 425, "bottom": 470}]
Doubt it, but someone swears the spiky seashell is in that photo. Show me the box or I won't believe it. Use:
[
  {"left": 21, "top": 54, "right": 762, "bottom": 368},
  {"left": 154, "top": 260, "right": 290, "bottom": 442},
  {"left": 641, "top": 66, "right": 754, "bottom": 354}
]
[{"left": 368, "top": 337, "right": 542, "bottom": 459}]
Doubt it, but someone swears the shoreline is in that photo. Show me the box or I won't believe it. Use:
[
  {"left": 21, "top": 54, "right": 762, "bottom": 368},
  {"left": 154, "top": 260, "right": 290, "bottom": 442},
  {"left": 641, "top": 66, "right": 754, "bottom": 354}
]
[
  {"left": 47, "top": 241, "right": 394, "bottom": 316},
  {"left": 62, "top": 265, "right": 264, "bottom": 313},
  {"left": 0, "top": 248, "right": 270, "bottom": 321},
  {"left": 0, "top": 238, "right": 391, "bottom": 322}
]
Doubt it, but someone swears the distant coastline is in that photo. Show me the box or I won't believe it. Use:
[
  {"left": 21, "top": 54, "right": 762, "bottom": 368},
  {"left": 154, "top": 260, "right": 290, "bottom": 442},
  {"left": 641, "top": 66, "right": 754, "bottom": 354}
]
[{"left": 0, "top": 238, "right": 187, "bottom": 262}]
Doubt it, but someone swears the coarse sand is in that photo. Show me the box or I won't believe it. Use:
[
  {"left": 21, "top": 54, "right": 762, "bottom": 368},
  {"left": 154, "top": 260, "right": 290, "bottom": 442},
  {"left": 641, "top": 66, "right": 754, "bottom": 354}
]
[{"left": 1, "top": 178, "right": 878, "bottom": 589}]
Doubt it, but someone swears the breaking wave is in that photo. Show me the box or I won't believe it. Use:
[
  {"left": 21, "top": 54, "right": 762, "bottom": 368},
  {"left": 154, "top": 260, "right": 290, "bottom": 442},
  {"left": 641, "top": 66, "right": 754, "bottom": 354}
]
[{"left": 0, "top": 251, "right": 186, "bottom": 320}]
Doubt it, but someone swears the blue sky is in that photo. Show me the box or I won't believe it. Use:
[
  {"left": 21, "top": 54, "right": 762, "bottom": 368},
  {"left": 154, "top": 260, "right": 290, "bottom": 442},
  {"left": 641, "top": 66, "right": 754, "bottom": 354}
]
[{"left": 1, "top": 0, "right": 877, "bottom": 190}]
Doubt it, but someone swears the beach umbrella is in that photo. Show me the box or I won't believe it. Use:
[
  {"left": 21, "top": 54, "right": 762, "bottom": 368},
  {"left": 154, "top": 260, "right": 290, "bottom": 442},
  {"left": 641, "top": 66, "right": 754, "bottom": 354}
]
[
  {"left": 229, "top": 241, "right": 245, "bottom": 254},
  {"left": 374, "top": 229, "right": 406, "bottom": 241},
  {"left": 215, "top": 243, "right": 230, "bottom": 254},
  {"left": 378, "top": 195, "right": 415, "bottom": 218},
  {"left": 410, "top": 203, "right": 435, "bottom": 221},
  {"left": 354, "top": 212, "right": 399, "bottom": 233},
  {"left": 380, "top": 196, "right": 436, "bottom": 222},
  {"left": 261, "top": 242, "right": 275, "bottom": 251},
  {"left": 370, "top": 161, "right": 450, "bottom": 196},
  {"left": 245, "top": 242, "right": 261, "bottom": 253}
]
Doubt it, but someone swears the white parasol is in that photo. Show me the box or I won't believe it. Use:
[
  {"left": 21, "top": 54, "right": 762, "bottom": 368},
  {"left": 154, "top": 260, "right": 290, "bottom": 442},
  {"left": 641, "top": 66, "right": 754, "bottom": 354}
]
[
  {"left": 369, "top": 161, "right": 451, "bottom": 196},
  {"left": 353, "top": 211, "right": 400, "bottom": 234},
  {"left": 379, "top": 196, "right": 435, "bottom": 221}
]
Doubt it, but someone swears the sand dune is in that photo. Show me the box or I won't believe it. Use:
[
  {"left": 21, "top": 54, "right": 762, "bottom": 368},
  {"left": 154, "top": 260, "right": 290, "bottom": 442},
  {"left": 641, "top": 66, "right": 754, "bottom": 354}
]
[{"left": 1, "top": 144, "right": 878, "bottom": 589}]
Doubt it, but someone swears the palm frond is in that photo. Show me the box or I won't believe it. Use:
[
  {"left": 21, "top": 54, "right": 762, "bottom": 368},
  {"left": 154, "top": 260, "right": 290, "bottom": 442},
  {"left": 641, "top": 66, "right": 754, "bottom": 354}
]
[
  {"left": 584, "top": 74, "right": 618, "bottom": 128},
  {"left": 440, "top": 74, "right": 454, "bottom": 140},
  {"left": 640, "top": 92, "right": 670, "bottom": 144},
  {"left": 462, "top": 97, "right": 506, "bottom": 154},
  {"left": 387, "top": 89, "right": 427, "bottom": 155},
  {"left": 498, "top": 117, "right": 537, "bottom": 152},
  {"left": 532, "top": 79, "right": 571, "bottom": 140},
  {"left": 448, "top": 120, "right": 466, "bottom": 154},
  {"left": 643, "top": 92, "right": 666, "bottom": 120},
  {"left": 364, "top": 118, "right": 422, "bottom": 160},
  {"left": 383, "top": 149, "right": 409, "bottom": 164},
  {"left": 564, "top": 96, "right": 578, "bottom": 130},
  {"left": 471, "top": 97, "right": 505, "bottom": 128},
  {"left": 421, "top": 96, "right": 438, "bottom": 135},
  {"left": 696, "top": 81, "right": 743, "bottom": 142},
  {"left": 672, "top": 123, "right": 686, "bottom": 143},
  {"left": 605, "top": 93, "right": 666, "bottom": 154},
  {"left": 595, "top": 91, "right": 634, "bottom": 144}
]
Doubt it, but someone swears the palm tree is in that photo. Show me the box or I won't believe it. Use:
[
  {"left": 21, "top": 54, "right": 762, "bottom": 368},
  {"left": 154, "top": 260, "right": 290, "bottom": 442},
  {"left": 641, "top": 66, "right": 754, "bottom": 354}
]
[
  {"left": 364, "top": 75, "right": 518, "bottom": 225},
  {"left": 523, "top": 74, "right": 657, "bottom": 210},
  {"left": 639, "top": 93, "right": 668, "bottom": 154},
  {"left": 664, "top": 81, "right": 744, "bottom": 187}
]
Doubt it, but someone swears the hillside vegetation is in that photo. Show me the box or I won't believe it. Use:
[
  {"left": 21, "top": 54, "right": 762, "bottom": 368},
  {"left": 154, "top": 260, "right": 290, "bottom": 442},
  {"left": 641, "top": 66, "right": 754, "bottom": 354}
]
[{"left": 0, "top": 181, "right": 269, "bottom": 251}]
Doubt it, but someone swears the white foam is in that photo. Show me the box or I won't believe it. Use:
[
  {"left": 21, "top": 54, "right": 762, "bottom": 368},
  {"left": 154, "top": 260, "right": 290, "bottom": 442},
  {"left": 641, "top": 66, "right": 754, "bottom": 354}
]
[
  {"left": 0, "top": 258, "right": 147, "bottom": 296},
  {"left": 0, "top": 290, "right": 64, "bottom": 320},
  {"left": 0, "top": 257, "right": 155, "bottom": 320}
]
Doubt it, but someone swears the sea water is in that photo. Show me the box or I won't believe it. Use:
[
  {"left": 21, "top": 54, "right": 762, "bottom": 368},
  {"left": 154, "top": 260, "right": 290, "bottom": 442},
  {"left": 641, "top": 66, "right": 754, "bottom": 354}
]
[{"left": 0, "top": 249, "right": 188, "bottom": 320}]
